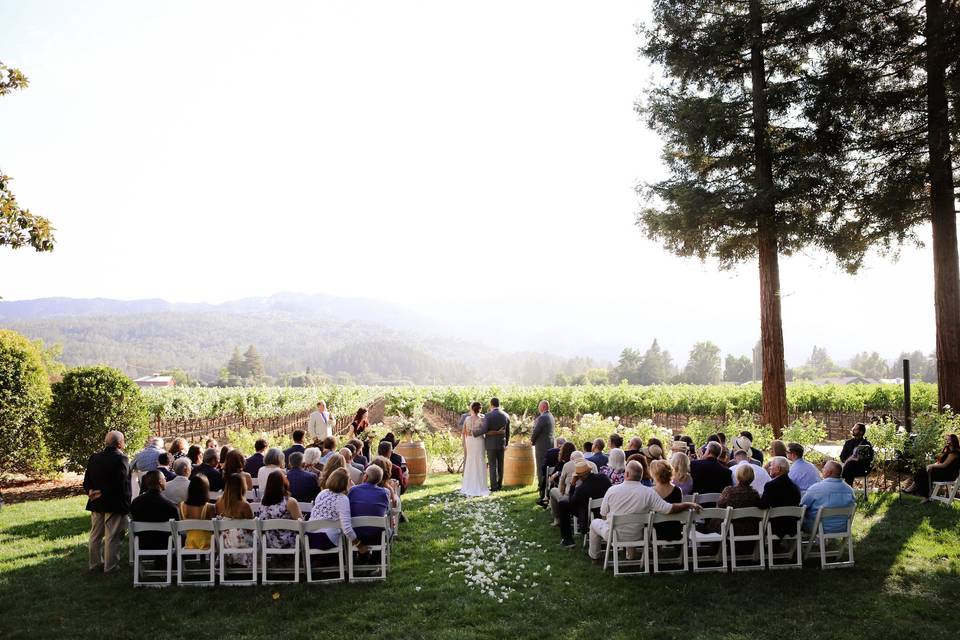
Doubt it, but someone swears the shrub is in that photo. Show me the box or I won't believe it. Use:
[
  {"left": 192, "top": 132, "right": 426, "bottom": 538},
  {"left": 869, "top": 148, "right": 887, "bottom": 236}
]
[
  {"left": 423, "top": 430, "right": 464, "bottom": 473},
  {"left": 225, "top": 429, "right": 293, "bottom": 455},
  {"left": 47, "top": 366, "right": 150, "bottom": 472},
  {"left": 0, "top": 329, "right": 55, "bottom": 476},
  {"left": 682, "top": 418, "right": 721, "bottom": 448},
  {"left": 906, "top": 409, "right": 960, "bottom": 473}
]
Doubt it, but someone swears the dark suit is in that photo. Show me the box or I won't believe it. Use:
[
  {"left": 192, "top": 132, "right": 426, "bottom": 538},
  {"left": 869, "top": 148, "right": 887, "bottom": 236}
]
[
  {"left": 758, "top": 473, "right": 802, "bottom": 538},
  {"left": 130, "top": 489, "right": 179, "bottom": 550},
  {"left": 840, "top": 437, "right": 873, "bottom": 486},
  {"left": 531, "top": 411, "right": 556, "bottom": 500},
  {"left": 283, "top": 444, "right": 306, "bottom": 466},
  {"left": 690, "top": 457, "right": 733, "bottom": 498},
  {"left": 750, "top": 447, "right": 764, "bottom": 464},
  {"left": 474, "top": 407, "right": 510, "bottom": 490},
  {"left": 243, "top": 451, "right": 265, "bottom": 477},
  {"left": 560, "top": 473, "right": 611, "bottom": 541},
  {"left": 287, "top": 467, "right": 320, "bottom": 503},
  {"left": 83, "top": 445, "right": 131, "bottom": 571},
  {"left": 191, "top": 463, "right": 224, "bottom": 492}
]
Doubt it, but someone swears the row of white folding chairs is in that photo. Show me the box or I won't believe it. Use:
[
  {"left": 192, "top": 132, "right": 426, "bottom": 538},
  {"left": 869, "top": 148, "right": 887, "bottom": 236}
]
[
  {"left": 930, "top": 476, "right": 960, "bottom": 504},
  {"left": 591, "top": 504, "right": 855, "bottom": 576},
  {"left": 129, "top": 515, "right": 391, "bottom": 587}
]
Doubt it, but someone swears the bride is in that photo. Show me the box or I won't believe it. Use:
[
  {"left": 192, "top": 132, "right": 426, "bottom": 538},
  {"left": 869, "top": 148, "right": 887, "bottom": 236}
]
[{"left": 460, "top": 401, "right": 489, "bottom": 496}]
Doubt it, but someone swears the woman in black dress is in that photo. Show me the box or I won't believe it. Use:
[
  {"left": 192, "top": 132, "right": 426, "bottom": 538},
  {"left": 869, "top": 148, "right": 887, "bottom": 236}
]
[
  {"left": 907, "top": 433, "right": 960, "bottom": 500},
  {"left": 349, "top": 407, "right": 371, "bottom": 461}
]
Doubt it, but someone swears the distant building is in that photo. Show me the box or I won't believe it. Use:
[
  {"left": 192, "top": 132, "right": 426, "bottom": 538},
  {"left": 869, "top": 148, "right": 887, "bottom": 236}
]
[
  {"left": 806, "top": 376, "right": 879, "bottom": 386},
  {"left": 133, "top": 374, "right": 175, "bottom": 388}
]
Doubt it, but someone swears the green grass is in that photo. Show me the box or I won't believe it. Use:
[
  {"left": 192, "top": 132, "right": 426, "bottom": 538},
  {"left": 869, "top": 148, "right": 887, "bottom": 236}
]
[{"left": 2, "top": 475, "right": 960, "bottom": 640}]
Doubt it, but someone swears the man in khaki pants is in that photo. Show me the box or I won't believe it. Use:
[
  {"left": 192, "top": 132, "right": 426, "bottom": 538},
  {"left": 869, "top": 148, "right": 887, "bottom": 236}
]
[{"left": 82, "top": 431, "right": 131, "bottom": 573}]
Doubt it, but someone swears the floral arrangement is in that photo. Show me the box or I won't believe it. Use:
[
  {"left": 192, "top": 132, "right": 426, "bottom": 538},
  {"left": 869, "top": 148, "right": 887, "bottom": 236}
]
[
  {"left": 510, "top": 412, "right": 533, "bottom": 440},
  {"left": 394, "top": 410, "right": 428, "bottom": 441}
]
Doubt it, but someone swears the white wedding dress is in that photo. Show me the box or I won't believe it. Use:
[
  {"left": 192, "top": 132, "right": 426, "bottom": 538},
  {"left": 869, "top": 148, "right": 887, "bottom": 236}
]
[{"left": 460, "top": 414, "right": 489, "bottom": 497}]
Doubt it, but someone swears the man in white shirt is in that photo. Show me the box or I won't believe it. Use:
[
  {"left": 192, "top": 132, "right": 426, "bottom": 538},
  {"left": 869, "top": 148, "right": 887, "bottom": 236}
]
[
  {"left": 307, "top": 401, "right": 333, "bottom": 442},
  {"left": 588, "top": 461, "right": 701, "bottom": 561},
  {"left": 787, "top": 442, "right": 822, "bottom": 492},
  {"left": 549, "top": 451, "right": 597, "bottom": 524},
  {"left": 162, "top": 458, "right": 191, "bottom": 505},
  {"left": 730, "top": 448, "right": 771, "bottom": 494}
]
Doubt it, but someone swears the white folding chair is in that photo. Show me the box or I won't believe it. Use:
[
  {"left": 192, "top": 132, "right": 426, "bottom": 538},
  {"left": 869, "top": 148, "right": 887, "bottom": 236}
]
[
  {"left": 681, "top": 493, "right": 698, "bottom": 504},
  {"left": 176, "top": 519, "right": 217, "bottom": 586},
  {"left": 297, "top": 502, "right": 314, "bottom": 515},
  {"left": 581, "top": 498, "right": 604, "bottom": 550},
  {"left": 695, "top": 493, "right": 721, "bottom": 506},
  {"left": 208, "top": 490, "right": 223, "bottom": 503},
  {"left": 602, "top": 513, "right": 651, "bottom": 576},
  {"left": 245, "top": 490, "right": 259, "bottom": 502},
  {"left": 131, "top": 519, "right": 176, "bottom": 587},
  {"left": 803, "top": 504, "right": 856, "bottom": 569},
  {"left": 217, "top": 519, "right": 258, "bottom": 586},
  {"left": 930, "top": 476, "right": 960, "bottom": 504},
  {"left": 259, "top": 519, "right": 302, "bottom": 584},
  {"left": 348, "top": 515, "right": 390, "bottom": 582},
  {"left": 690, "top": 507, "right": 731, "bottom": 573},
  {"left": 301, "top": 519, "right": 346, "bottom": 583},
  {"left": 727, "top": 507, "right": 768, "bottom": 571},
  {"left": 650, "top": 511, "right": 692, "bottom": 574},
  {"left": 766, "top": 506, "right": 806, "bottom": 570}
]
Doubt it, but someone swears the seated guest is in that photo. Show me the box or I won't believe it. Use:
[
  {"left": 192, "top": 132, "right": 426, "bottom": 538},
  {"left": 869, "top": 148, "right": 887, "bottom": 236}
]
[
  {"left": 370, "top": 456, "right": 402, "bottom": 520},
  {"left": 646, "top": 444, "right": 664, "bottom": 461},
  {"left": 787, "top": 443, "right": 821, "bottom": 492},
  {"left": 348, "top": 465, "right": 391, "bottom": 544},
  {"left": 758, "top": 456, "right": 802, "bottom": 538},
  {"left": 717, "top": 464, "right": 762, "bottom": 535},
  {"left": 690, "top": 442, "right": 732, "bottom": 499},
  {"left": 339, "top": 448, "right": 363, "bottom": 485},
  {"left": 738, "top": 431, "right": 764, "bottom": 464},
  {"left": 221, "top": 449, "right": 253, "bottom": 491},
  {"left": 730, "top": 448, "right": 771, "bottom": 493},
  {"left": 840, "top": 423, "right": 874, "bottom": 487},
  {"left": 179, "top": 475, "right": 215, "bottom": 550},
  {"left": 243, "top": 438, "right": 269, "bottom": 477},
  {"left": 624, "top": 437, "right": 643, "bottom": 460},
  {"left": 669, "top": 451, "right": 693, "bottom": 495},
  {"left": 349, "top": 438, "right": 368, "bottom": 467},
  {"left": 217, "top": 474, "right": 255, "bottom": 567},
  {"left": 256, "top": 448, "right": 286, "bottom": 490},
  {"left": 559, "top": 460, "right": 611, "bottom": 547},
  {"left": 259, "top": 470, "right": 303, "bottom": 549},
  {"left": 588, "top": 461, "right": 700, "bottom": 561},
  {"left": 320, "top": 453, "right": 350, "bottom": 490},
  {"left": 770, "top": 439, "right": 788, "bottom": 459},
  {"left": 378, "top": 440, "right": 408, "bottom": 493},
  {"left": 319, "top": 436, "right": 338, "bottom": 464},
  {"left": 537, "top": 438, "right": 566, "bottom": 507},
  {"left": 163, "top": 458, "right": 192, "bottom": 505},
  {"left": 679, "top": 435, "right": 696, "bottom": 458},
  {"left": 156, "top": 453, "right": 176, "bottom": 482},
  {"left": 647, "top": 437, "right": 664, "bottom": 451},
  {"left": 800, "top": 461, "right": 855, "bottom": 533},
  {"left": 582, "top": 441, "right": 593, "bottom": 454},
  {"left": 549, "top": 451, "right": 598, "bottom": 524},
  {"left": 650, "top": 459, "right": 684, "bottom": 540},
  {"left": 587, "top": 439, "right": 608, "bottom": 468},
  {"left": 545, "top": 441, "right": 575, "bottom": 500},
  {"left": 905, "top": 433, "right": 960, "bottom": 499},
  {"left": 186, "top": 445, "right": 203, "bottom": 466},
  {"left": 132, "top": 437, "right": 165, "bottom": 474},
  {"left": 283, "top": 430, "right": 307, "bottom": 464},
  {"left": 600, "top": 448, "right": 626, "bottom": 485},
  {"left": 626, "top": 453, "right": 653, "bottom": 487},
  {"left": 130, "top": 470, "right": 178, "bottom": 564},
  {"left": 307, "top": 468, "right": 368, "bottom": 555},
  {"left": 205, "top": 437, "right": 219, "bottom": 450},
  {"left": 381, "top": 435, "right": 408, "bottom": 472},
  {"left": 303, "top": 447, "right": 324, "bottom": 474},
  {"left": 169, "top": 437, "right": 189, "bottom": 461},
  {"left": 218, "top": 445, "right": 233, "bottom": 466},
  {"left": 287, "top": 451, "right": 320, "bottom": 503},
  {"left": 191, "top": 448, "right": 224, "bottom": 492},
  {"left": 608, "top": 433, "right": 623, "bottom": 453},
  {"left": 698, "top": 433, "right": 721, "bottom": 457}
]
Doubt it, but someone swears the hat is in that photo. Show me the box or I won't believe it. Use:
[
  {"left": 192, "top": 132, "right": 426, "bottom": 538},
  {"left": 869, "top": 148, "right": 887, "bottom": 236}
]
[
  {"left": 733, "top": 436, "right": 752, "bottom": 454},
  {"left": 575, "top": 460, "right": 590, "bottom": 474}
]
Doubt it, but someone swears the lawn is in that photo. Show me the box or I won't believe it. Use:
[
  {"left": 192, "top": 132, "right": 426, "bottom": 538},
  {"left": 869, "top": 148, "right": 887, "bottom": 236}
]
[{"left": 1, "top": 474, "right": 959, "bottom": 640}]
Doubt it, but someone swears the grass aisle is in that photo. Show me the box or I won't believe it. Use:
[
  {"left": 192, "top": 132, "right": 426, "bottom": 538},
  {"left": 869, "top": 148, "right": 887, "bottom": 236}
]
[{"left": 1, "top": 474, "right": 960, "bottom": 640}]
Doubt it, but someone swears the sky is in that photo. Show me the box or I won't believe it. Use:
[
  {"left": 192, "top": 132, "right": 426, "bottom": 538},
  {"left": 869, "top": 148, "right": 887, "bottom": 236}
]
[{"left": 0, "top": 0, "right": 943, "bottom": 366}]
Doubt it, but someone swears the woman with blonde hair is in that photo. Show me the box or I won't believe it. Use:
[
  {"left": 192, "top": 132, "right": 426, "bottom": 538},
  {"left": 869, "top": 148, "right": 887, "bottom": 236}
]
[
  {"left": 650, "top": 459, "right": 683, "bottom": 540},
  {"left": 319, "top": 453, "right": 349, "bottom": 489},
  {"left": 307, "top": 468, "right": 367, "bottom": 555},
  {"left": 670, "top": 451, "right": 693, "bottom": 494},
  {"left": 216, "top": 473, "right": 255, "bottom": 567}
]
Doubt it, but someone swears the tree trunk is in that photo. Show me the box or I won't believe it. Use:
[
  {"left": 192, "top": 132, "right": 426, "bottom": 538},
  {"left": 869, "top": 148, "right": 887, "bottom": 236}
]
[
  {"left": 926, "top": 0, "right": 960, "bottom": 410},
  {"left": 750, "top": 0, "right": 788, "bottom": 435}
]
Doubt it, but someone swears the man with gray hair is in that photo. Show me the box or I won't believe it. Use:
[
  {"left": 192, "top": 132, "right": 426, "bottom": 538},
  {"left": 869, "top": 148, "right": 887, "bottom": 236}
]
[
  {"left": 163, "top": 457, "right": 192, "bottom": 505},
  {"left": 83, "top": 430, "right": 131, "bottom": 573},
  {"left": 531, "top": 400, "right": 555, "bottom": 505},
  {"left": 800, "top": 460, "right": 855, "bottom": 533},
  {"left": 190, "top": 448, "right": 224, "bottom": 492},
  {"left": 131, "top": 436, "right": 165, "bottom": 473},
  {"left": 758, "top": 456, "right": 802, "bottom": 538},
  {"left": 690, "top": 441, "right": 733, "bottom": 497}
]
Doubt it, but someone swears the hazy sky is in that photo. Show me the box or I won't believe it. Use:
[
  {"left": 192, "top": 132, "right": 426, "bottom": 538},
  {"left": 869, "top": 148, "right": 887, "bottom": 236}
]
[{"left": 0, "top": 0, "right": 943, "bottom": 365}]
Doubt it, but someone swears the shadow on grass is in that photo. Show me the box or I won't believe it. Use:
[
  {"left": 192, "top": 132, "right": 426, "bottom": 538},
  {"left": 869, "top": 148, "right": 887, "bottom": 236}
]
[{"left": 0, "top": 514, "right": 89, "bottom": 542}]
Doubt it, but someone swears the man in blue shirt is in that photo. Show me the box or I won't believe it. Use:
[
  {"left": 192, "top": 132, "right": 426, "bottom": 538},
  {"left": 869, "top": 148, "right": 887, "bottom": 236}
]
[
  {"left": 348, "top": 465, "right": 391, "bottom": 544},
  {"left": 787, "top": 443, "right": 822, "bottom": 492},
  {"left": 586, "top": 439, "right": 608, "bottom": 468},
  {"left": 131, "top": 437, "right": 165, "bottom": 474},
  {"left": 800, "top": 461, "right": 855, "bottom": 533}
]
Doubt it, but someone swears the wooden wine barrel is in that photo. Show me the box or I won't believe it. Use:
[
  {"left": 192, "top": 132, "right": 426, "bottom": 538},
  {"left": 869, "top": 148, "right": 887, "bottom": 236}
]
[
  {"left": 396, "top": 440, "right": 427, "bottom": 486},
  {"left": 503, "top": 442, "right": 535, "bottom": 486}
]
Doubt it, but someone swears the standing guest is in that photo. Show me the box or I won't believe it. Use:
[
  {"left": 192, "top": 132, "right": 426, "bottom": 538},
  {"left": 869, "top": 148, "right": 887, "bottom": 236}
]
[
  {"left": 531, "top": 400, "right": 556, "bottom": 506},
  {"left": 905, "top": 433, "right": 960, "bottom": 499},
  {"left": 730, "top": 448, "right": 771, "bottom": 494},
  {"left": 472, "top": 398, "right": 510, "bottom": 491},
  {"left": 587, "top": 439, "right": 608, "bottom": 468},
  {"left": 558, "top": 460, "right": 611, "bottom": 547},
  {"left": 191, "top": 448, "right": 224, "bottom": 492},
  {"left": 349, "top": 408, "right": 372, "bottom": 461},
  {"left": 624, "top": 437, "right": 643, "bottom": 460},
  {"left": 650, "top": 459, "right": 684, "bottom": 541},
  {"left": 169, "top": 437, "right": 189, "bottom": 461},
  {"left": 690, "top": 442, "right": 733, "bottom": 499},
  {"left": 222, "top": 449, "right": 253, "bottom": 491},
  {"left": 320, "top": 453, "right": 351, "bottom": 490},
  {"left": 600, "top": 448, "right": 626, "bottom": 486},
  {"left": 349, "top": 438, "right": 369, "bottom": 467},
  {"left": 217, "top": 474, "right": 255, "bottom": 568},
  {"left": 770, "top": 439, "right": 788, "bottom": 459},
  {"left": 243, "top": 438, "right": 269, "bottom": 478},
  {"left": 670, "top": 451, "right": 694, "bottom": 495},
  {"left": 738, "top": 431, "right": 764, "bottom": 464},
  {"left": 179, "top": 475, "right": 215, "bottom": 550},
  {"left": 319, "top": 436, "right": 338, "bottom": 464},
  {"left": 840, "top": 423, "right": 874, "bottom": 487},
  {"left": 800, "top": 461, "right": 855, "bottom": 533},
  {"left": 307, "top": 469, "right": 367, "bottom": 555},
  {"left": 758, "top": 456, "right": 802, "bottom": 538},
  {"left": 787, "top": 443, "right": 822, "bottom": 492},
  {"left": 257, "top": 448, "right": 286, "bottom": 490},
  {"left": 339, "top": 448, "right": 363, "bottom": 485},
  {"left": 259, "top": 471, "right": 303, "bottom": 550},
  {"left": 348, "top": 465, "right": 391, "bottom": 545},
  {"left": 303, "top": 447, "right": 324, "bottom": 474},
  {"left": 156, "top": 453, "right": 176, "bottom": 482},
  {"left": 163, "top": 458, "right": 192, "bottom": 505},
  {"left": 129, "top": 470, "right": 178, "bottom": 567},
  {"left": 287, "top": 451, "right": 320, "bottom": 503},
  {"left": 131, "top": 437, "right": 165, "bottom": 474},
  {"left": 283, "top": 430, "right": 307, "bottom": 464},
  {"left": 186, "top": 445, "right": 203, "bottom": 466},
  {"left": 307, "top": 400, "right": 334, "bottom": 442},
  {"left": 83, "top": 430, "right": 131, "bottom": 573}
]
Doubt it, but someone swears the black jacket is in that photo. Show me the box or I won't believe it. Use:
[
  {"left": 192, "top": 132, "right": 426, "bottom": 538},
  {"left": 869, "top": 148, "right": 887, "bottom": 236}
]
[
  {"left": 758, "top": 473, "right": 802, "bottom": 538},
  {"left": 690, "top": 457, "right": 733, "bottom": 496},
  {"left": 243, "top": 452, "right": 265, "bottom": 477},
  {"left": 191, "top": 463, "right": 224, "bottom": 492},
  {"left": 840, "top": 437, "right": 872, "bottom": 463},
  {"left": 750, "top": 447, "right": 764, "bottom": 464},
  {"left": 83, "top": 446, "right": 131, "bottom": 514},
  {"left": 130, "top": 489, "right": 179, "bottom": 549},
  {"left": 569, "top": 473, "right": 611, "bottom": 530},
  {"left": 544, "top": 447, "right": 560, "bottom": 469}
]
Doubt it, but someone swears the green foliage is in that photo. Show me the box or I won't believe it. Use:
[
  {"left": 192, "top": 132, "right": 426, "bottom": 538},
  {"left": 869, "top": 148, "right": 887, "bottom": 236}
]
[
  {"left": 683, "top": 341, "right": 721, "bottom": 385},
  {"left": 394, "top": 409, "right": 427, "bottom": 441},
  {"left": 724, "top": 411, "right": 774, "bottom": 452},
  {"left": 0, "top": 329, "right": 55, "bottom": 476},
  {"left": 781, "top": 413, "right": 828, "bottom": 451},
  {"left": 850, "top": 352, "right": 891, "bottom": 379},
  {"left": 384, "top": 387, "right": 426, "bottom": 418},
  {"left": 225, "top": 428, "right": 293, "bottom": 455},
  {"left": 683, "top": 418, "right": 720, "bottom": 449},
  {"left": 47, "top": 366, "right": 150, "bottom": 472},
  {"left": 422, "top": 430, "right": 464, "bottom": 473},
  {"left": 867, "top": 416, "right": 907, "bottom": 463},
  {"left": 906, "top": 409, "right": 960, "bottom": 473},
  {"left": 558, "top": 414, "right": 672, "bottom": 450},
  {"left": 723, "top": 354, "right": 753, "bottom": 384}
]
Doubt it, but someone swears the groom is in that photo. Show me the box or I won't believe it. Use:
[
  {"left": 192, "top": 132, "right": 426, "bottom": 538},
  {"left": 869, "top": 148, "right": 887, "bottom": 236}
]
[{"left": 473, "top": 397, "right": 510, "bottom": 491}]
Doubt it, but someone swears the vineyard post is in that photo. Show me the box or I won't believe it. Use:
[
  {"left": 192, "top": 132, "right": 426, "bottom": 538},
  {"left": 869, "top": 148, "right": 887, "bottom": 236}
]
[{"left": 903, "top": 359, "right": 912, "bottom": 432}]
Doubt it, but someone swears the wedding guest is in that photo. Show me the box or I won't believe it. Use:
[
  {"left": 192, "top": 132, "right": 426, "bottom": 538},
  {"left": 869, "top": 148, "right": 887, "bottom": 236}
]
[
  {"left": 307, "top": 469, "right": 367, "bottom": 555},
  {"left": 320, "top": 453, "right": 350, "bottom": 490},
  {"left": 339, "top": 448, "right": 363, "bottom": 485},
  {"left": 169, "top": 437, "right": 189, "bottom": 461},
  {"left": 650, "top": 459, "right": 684, "bottom": 541},
  {"left": 546, "top": 441, "right": 576, "bottom": 497},
  {"left": 243, "top": 438, "right": 269, "bottom": 477},
  {"left": 307, "top": 400, "right": 333, "bottom": 442},
  {"left": 550, "top": 451, "right": 597, "bottom": 524},
  {"left": 83, "top": 430, "right": 131, "bottom": 573},
  {"left": 730, "top": 448, "right": 771, "bottom": 493},
  {"left": 349, "top": 438, "right": 369, "bottom": 467},
  {"left": 770, "top": 439, "right": 788, "bottom": 459},
  {"left": 283, "top": 430, "right": 307, "bottom": 464},
  {"left": 349, "top": 408, "right": 371, "bottom": 461},
  {"left": 758, "top": 456, "right": 802, "bottom": 538},
  {"left": 217, "top": 474, "right": 255, "bottom": 568},
  {"left": 800, "top": 461, "right": 855, "bottom": 533},
  {"left": 163, "top": 458, "right": 192, "bottom": 505},
  {"left": 905, "top": 433, "right": 960, "bottom": 499},
  {"left": 378, "top": 440, "right": 408, "bottom": 493},
  {"left": 624, "top": 437, "right": 643, "bottom": 460},
  {"left": 647, "top": 444, "right": 664, "bottom": 461},
  {"left": 582, "top": 441, "right": 593, "bottom": 454},
  {"left": 129, "top": 470, "right": 178, "bottom": 567},
  {"left": 320, "top": 436, "right": 338, "bottom": 464},
  {"left": 303, "top": 447, "right": 324, "bottom": 474},
  {"left": 559, "top": 460, "right": 611, "bottom": 547},
  {"left": 587, "top": 439, "right": 608, "bottom": 468},
  {"left": 179, "top": 475, "right": 214, "bottom": 550},
  {"left": 738, "top": 431, "right": 764, "bottom": 464},
  {"left": 370, "top": 456, "right": 402, "bottom": 520},
  {"left": 344, "top": 444, "right": 365, "bottom": 473},
  {"left": 690, "top": 442, "right": 732, "bottom": 499},
  {"left": 626, "top": 453, "right": 653, "bottom": 487},
  {"left": 840, "top": 423, "right": 874, "bottom": 487},
  {"left": 670, "top": 451, "right": 693, "bottom": 495},
  {"left": 218, "top": 444, "right": 233, "bottom": 466},
  {"left": 532, "top": 400, "right": 556, "bottom": 506},
  {"left": 257, "top": 448, "right": 286, "bottom": 490},
  {"left": 156, "top": 453, "right": 176, "bottom": 482},
  {"left": 222, "top": 449, "right": 253, "bottom": 491},
  {"left": 717, "top": 464, "right": 762, "bottom": 550},
  {"left": 787, "top": 443, "right": 821, "bottom": 492},
  {"left": 191, "top": 448, "right": 224, "bottom": 492},
  {"left": 287, "top": 451, "right": 320, "bottom": 503},
  {"left": 608, "top": 433, "right": 624, "bottom": 452},
  {"left": 679, "top": 435, "right": 696, "bottom": 458},
  {"left": 259, "top": 471, "right": 303, "bottom": 549},
  {"left": 349, "top": 464, "right": 391, "bottom": 545},
  {"left": 600, "top": 448, "right": 627, "bottom": 485},
  {"left": 131, "top": 437, "right": 165, "bottom": 474},
  {"left": 186, "top": 445, "right": 202, "bottom": 466}
]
